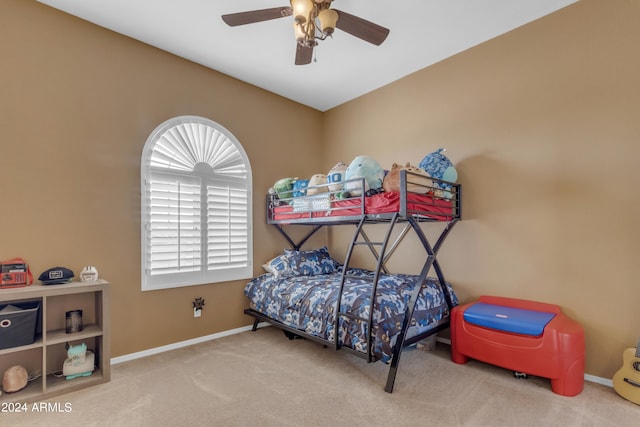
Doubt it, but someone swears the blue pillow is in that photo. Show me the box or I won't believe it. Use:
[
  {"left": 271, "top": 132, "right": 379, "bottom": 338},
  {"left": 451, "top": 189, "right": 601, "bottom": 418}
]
[{"left": 283, "top": 247, "right": 340, "bottom": 276}]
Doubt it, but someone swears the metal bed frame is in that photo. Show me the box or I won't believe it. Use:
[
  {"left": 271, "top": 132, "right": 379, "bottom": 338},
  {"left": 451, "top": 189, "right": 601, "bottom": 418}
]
[{"left": 244, "top": 170, "right": 461, "bottom": 392}]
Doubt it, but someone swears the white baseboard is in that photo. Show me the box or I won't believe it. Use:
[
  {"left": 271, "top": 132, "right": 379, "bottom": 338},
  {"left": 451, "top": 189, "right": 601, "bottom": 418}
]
[
  {"left": 110, "top": 323, "right": 268, "bottom": 365},
  {"left": 112, "top": 326, "right": 613, "bottom": 389},
  {"left": 584, "top": 374, "right": 613, "bottom": 388}
]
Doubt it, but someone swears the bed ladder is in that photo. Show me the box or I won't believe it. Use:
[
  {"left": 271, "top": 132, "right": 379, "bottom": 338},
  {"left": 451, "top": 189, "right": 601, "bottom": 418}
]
[
  {"left": 383, "top": 215, "right": 459, "bottom": 392},
  {"left": 335, "top": 212, "right": 459, "bottom": 392},
  {"left": 334, "top": 213, "right": 400, "bottom": 362}
]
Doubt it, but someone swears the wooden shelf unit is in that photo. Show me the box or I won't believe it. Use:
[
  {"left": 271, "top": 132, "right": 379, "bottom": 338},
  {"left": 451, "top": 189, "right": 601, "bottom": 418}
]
[{"left": 0, "top": 280, "right": 110, "bottom": 402}]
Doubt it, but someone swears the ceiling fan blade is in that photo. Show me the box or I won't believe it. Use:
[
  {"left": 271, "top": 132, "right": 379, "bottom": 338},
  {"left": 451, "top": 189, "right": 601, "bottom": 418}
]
[
  {"left": 222, "top": 7, "right": 292, "bottom": 26},
  {"left": 295, "top": 44, "right": 314, "bottom": 66},
  {"left": 333, "top": 9, "right": 390, "bottom": 46}
]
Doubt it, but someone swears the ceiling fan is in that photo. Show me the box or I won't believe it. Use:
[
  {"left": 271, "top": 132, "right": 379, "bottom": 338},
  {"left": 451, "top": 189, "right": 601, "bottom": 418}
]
[{"left": 222, "top": 0, "right": 390, "bottom": 65}]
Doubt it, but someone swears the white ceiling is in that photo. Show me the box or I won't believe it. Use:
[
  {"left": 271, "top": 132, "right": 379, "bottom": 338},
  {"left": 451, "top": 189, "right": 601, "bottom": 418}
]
[{"left": 37, "top": 0, "right": 578, "bottom": 111}]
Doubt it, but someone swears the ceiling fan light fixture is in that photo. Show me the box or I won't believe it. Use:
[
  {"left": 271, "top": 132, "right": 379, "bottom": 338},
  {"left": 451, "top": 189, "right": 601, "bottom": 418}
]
[
  {"left": 318, "top": 9, "right": 338, "bottom": 36},
  {"left": 293, "top": 21, "right": 306, "bottom": 42},
  {"left": 221, "top": 1, "right": 389, "bottom": 66},
  {"left": 291, "top": 0, "right": 313, "bottom": 24}
]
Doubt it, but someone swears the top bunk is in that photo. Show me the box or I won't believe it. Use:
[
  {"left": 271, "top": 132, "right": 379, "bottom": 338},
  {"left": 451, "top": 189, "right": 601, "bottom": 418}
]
[{"left": 267, "top": 168, "right": 461, "bottom": 226}]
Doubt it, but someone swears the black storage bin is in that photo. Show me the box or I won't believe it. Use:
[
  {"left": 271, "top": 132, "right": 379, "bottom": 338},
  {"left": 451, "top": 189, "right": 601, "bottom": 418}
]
[{"left": 0, "top": 300, "right": 40, "bottom": 350}]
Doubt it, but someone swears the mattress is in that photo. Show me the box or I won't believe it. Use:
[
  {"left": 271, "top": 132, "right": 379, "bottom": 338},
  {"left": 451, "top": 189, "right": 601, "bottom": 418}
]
[
  {"left": 271, "top": 191, "right": 454, "bottom": 222},
  {"left": 244, "top": 267, "right": 458, "bottom": 362}
]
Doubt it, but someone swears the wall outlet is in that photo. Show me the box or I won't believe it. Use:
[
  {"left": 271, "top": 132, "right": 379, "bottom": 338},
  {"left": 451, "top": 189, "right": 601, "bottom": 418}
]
[{"left": 192, "top": 297, "right": 205, "bottom": 318}]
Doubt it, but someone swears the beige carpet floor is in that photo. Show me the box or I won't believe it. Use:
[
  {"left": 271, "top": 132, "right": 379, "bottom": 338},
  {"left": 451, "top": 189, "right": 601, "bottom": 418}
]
[{"left": 3, "top": 326, "right": 640, "bottom": 427}]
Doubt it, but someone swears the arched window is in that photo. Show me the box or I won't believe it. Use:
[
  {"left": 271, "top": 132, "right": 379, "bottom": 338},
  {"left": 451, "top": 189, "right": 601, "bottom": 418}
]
[{"left": 141, "top": 116, "right": 252, "bottom": 291}]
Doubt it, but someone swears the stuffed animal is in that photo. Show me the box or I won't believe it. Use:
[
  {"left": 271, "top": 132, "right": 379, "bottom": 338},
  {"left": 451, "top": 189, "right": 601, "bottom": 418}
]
[
  {"left": 327, "top": 162, "right": 347, "bottom": 192},
  {"left": 292, "top": 179, "right": 309, "bottom": 197},
  {"left": 383, "top": 163, "right": 432, "bottom": 194},
  {"left": 342, "top": 155, "right": 385, "bottom": 197},
  {"left": 306, "top": 174, "right": 328, "bottom": 196},
  {"left": 271, "top": 177, "right": 297, "bottom": 201},
  {"left": 418, "top": 148, "right": 458, "bottom": 197}
]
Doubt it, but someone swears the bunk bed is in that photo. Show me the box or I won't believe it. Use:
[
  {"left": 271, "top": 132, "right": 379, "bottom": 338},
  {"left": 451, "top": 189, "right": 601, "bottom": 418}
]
[{"left": 243, "top": 170, "right": 461, "bottom": 393}]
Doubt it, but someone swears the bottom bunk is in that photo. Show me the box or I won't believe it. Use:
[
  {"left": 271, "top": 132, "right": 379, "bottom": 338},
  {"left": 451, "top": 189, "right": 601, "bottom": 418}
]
[{"left": 243, "top": 257, "right": 458, "bottom": 391}]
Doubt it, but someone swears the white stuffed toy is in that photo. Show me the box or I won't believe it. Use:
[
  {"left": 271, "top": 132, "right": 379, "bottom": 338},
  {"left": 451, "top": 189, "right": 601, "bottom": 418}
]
[
  {"left": 306, "top": 174, "right": 328, "bottom": 195},
  {"left": 327, "top": 162, "right": 347, "bottom": 192}
]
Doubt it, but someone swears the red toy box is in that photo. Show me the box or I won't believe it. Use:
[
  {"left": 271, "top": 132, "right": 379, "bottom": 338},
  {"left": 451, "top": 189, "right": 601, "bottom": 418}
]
[{"left": 450, "top": 295, "right": 585, "bottom": 396}]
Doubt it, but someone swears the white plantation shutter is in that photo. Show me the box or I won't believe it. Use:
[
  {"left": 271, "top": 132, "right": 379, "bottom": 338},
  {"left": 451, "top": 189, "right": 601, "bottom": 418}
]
[
  {"left": 141, "top": 116, "right": 252, "bottom": 291},
  {"left": 207, "top": 183, "right": 249, "bottom": 269},
  {"left": 148, "top": 173, "right": 202, "bottom": 275}
]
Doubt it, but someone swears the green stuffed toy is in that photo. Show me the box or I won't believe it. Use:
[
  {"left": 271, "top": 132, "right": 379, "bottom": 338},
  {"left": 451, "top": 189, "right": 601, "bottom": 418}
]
[{"left": 270, "top": 177, "right": 297, "bottom": 203}]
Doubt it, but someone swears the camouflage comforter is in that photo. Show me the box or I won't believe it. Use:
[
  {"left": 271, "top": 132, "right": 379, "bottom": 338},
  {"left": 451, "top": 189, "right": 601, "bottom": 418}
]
[{"left": 244, "top": 267, "right": 457, "bottom": 363}]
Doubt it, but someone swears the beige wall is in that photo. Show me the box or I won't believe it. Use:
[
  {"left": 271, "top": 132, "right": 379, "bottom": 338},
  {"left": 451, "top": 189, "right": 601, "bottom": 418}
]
[
  {"left": 0, "top": 0, "right": 323, "bottom": 357},
  {"left": 2, "top": 0, "right": 638, "bottom": 380},
  {"left": 323, "top": 0, "right": 640, "bottom": 379}
]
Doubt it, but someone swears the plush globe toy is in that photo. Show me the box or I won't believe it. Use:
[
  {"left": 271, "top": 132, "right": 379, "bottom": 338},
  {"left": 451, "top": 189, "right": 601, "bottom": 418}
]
[
  {"left": 418, "top": 148, "right": 457, "bottom": 196},
  {"left": 342, "top": 155, "right": 385, "bottom": 197},
  {"left": 327, "top": 161, "right": 347, "bottom": 192}
]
